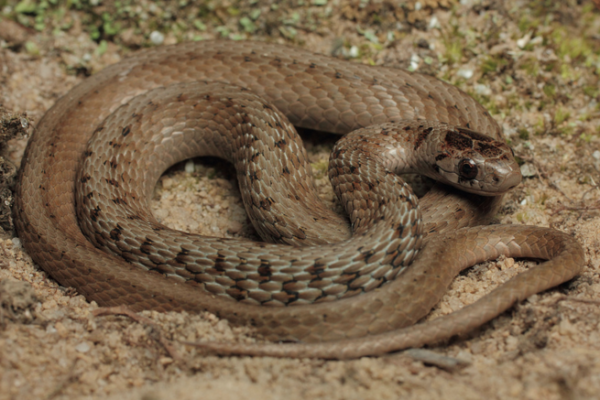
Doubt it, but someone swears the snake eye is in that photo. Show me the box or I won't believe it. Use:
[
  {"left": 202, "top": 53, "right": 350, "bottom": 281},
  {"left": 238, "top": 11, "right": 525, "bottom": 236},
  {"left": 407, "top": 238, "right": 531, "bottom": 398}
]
[{"left": 458, "top": 159, "right": 478, "bottom": 180}]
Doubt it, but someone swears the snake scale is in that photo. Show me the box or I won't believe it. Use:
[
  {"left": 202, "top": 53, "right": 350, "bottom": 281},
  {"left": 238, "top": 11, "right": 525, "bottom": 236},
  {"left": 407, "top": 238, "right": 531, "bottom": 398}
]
[{"left": 14, "top": 40, "right": 584, "bottom": 359}]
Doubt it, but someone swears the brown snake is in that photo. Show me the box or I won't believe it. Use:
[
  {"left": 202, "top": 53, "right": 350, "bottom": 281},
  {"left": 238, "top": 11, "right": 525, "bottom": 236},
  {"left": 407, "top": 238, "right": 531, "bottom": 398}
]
[{"left": 14, "top": 40, "right": 584, "bottom": 359}]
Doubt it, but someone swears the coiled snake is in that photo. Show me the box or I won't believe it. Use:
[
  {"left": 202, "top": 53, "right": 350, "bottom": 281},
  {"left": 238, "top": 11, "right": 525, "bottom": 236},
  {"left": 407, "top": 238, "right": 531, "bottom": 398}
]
[{"left": 14, "top": 41, "right": 584, "bottom": 359}]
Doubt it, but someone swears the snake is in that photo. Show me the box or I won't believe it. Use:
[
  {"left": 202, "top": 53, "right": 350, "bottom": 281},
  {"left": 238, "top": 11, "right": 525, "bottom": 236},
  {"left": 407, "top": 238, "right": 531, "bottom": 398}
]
[{"left": 14, "top": 40, "right": 584, "bottom": 359}]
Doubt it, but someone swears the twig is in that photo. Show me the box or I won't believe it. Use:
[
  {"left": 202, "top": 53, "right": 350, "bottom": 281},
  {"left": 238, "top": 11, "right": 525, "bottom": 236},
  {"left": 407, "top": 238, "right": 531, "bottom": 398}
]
[{"left": 93, "top": 305, "right": 181, "bottom": 362}]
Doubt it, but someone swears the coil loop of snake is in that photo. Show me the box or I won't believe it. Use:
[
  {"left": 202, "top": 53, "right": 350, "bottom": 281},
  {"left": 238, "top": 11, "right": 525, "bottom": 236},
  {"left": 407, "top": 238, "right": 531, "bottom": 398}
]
[{"left": 14, "top": 40, "right": 584, "bottom": 360}]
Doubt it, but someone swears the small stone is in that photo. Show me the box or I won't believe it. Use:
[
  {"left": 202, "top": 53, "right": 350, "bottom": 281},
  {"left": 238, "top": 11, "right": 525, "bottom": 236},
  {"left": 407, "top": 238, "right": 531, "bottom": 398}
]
[
  {"left": 474, "top": 84, "right": 492, "bottom": 96},
  {"left": 457, "top": 68, "right": 473, "bottom": 79},
  {"left": 75, "top": 342, "right": 90, "bottom": 353},
  {"left": 185, "top": 160, "right": 195, "bottom": 173},
  {"left": 150, "top": 31, "right": 164, "bottom": 45},
  {"left": 520, "top": 163, "right": 537, "bottom": 178}
]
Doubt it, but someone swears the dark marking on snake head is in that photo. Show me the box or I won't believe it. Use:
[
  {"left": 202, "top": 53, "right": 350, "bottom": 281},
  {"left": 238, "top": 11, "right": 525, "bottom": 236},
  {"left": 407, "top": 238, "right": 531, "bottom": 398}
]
[
  {"left": 435, "top": 153, "right": 449, "bottom": 161},
  {"left": 475, "top": 141, "right": 503, "bottom": 157},
  {"left": 121, "top": 126, "right": 131, "bottom": 137},
  {"left": 414, "top": 126, "right": 433, "bottom": 150},
  {"left": 445, "top": 130, "right": 473, "bottom": 150},
  {"left": 456, "top": 127, "right": 495, "bottom": 142}
]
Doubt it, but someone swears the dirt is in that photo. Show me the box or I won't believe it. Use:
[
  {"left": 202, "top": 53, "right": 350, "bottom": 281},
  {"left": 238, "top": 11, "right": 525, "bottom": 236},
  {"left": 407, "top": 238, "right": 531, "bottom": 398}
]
[{"left": 1, "top": 0, "right": 600, "bottom": 399}]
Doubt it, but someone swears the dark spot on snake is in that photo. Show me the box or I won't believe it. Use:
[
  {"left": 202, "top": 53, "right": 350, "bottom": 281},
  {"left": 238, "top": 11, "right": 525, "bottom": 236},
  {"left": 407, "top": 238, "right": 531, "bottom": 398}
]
[
  {"left": 86, "top": 192, "right": 93, "bottom": 199},
  {"left": 445, "top": 130, "right": 473, "bottom": 150},
  {"left": 309, "top": 63, "right": 316, "bottom": 68},
  {"left": 105, "top": 178, "right": 119, "bottom": 188},
  {"left": 250, "top": 152, "right": 261, "bottom": 162},
  {"left": 414, "top": 127, "right": 433, "bottom": 150},
  {"left": 110, "top": 227, "right": 122, "bottom": 241},
  {"left": 89, "top": 206, "right": 101, "bottom": 222},
  {"left": 80, "top": 175, "right": 91, "bottom": 183},
  {"left": 249, "top": 171, "right": 260, "bottom": 184},
  {"left": 335, "top": 72, "right": 342, "bottom": 79},
  {"left": 258, "top": 263, "right": 272, "bottom": 277},
  {"left": 282, "top": 167, "right": 290, "bottom": 175},
  {"left": 435, "top": 153, "right": 449, "bottom": 161},
  {"left": 112, "top": 198, "right": 128, "bottom": 206},
  {"left": 260, "top": 197, "right": 275, "bottom": 210},
  {"left": 244, "top": 56, "right": 251, "bottom": 62},
  {"left": 275, "top": 139, "right": 287, "bottom": 149},
  {"left": 405, "top": 82, "right": 412, "bottom": 87},
  {"left": 403, "top": 125, "right": 411, "bottom": 131}
]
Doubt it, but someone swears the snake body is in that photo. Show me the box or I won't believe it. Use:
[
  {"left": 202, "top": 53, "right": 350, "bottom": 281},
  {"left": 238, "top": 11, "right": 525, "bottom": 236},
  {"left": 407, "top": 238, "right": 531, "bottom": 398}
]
[{"left": 14, "top": 41, "right": 584, "bottom": 359}]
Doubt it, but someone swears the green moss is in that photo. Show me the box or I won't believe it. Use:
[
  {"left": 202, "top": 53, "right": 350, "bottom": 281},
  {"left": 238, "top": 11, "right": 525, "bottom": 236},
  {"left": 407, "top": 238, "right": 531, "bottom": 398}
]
[
  {"left": 520, "top": 57, "right": 539, "bottom": 77},
  {"left": 543, "top": 84, "right": 556, "bottom": 99},
  {"left": 481, "top": 55, "right": 508, "bottom": 75},
  {"left": 554, "top": 108, "right": 570, "bottom": 125},
  {"left": 518, "top": 128, "right": 530, "bottom": 140},
  {"left": 443, "top": 38, "right": 464, "bottom": 65},
  {"left": 583, "top": 86, "right": 599, "bottom": 98},
  {"left": 311, "top": 160, "right": 329, "bottom": 179}
]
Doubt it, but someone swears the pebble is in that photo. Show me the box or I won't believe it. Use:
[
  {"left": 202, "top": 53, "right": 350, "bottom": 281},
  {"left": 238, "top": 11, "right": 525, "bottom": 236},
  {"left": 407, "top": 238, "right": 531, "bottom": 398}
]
[
  {"left": 75, "top": 342, "right": 91, "bottom": 353},
  {"left": 520, "top": 163, "right": 537, "bottom": 178},
  {"left": 457, "top": 68, "right": 473, "bottom": 79},
  {"left": 150, "top": 31, "right": 165, "bottom": 45}
]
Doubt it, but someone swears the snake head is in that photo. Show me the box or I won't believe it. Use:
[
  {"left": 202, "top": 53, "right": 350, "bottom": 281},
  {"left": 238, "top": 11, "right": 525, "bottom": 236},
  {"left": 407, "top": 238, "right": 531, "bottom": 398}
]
[{"left": 432, "top": 127, "right": 521, "bottom": 195}]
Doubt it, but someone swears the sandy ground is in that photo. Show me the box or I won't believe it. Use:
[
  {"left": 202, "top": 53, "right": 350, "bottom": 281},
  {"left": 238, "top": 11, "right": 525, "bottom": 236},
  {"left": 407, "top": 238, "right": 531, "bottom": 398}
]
[{"left": 1, "top": 0, "right": 600, "bottom": 399}]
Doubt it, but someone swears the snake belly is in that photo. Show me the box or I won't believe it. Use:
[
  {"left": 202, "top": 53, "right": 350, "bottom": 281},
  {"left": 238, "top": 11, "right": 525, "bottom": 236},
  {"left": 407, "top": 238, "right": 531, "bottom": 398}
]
[{"left": 14, "top": 40, "right": 584, "bottom": 358}]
